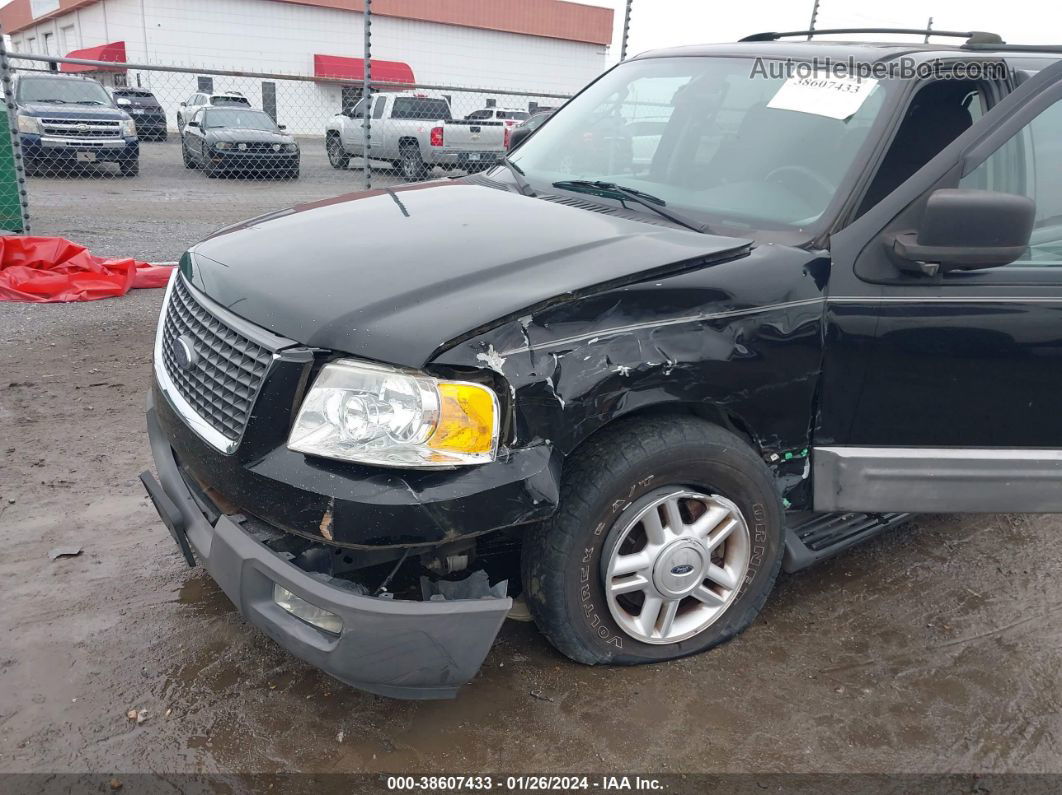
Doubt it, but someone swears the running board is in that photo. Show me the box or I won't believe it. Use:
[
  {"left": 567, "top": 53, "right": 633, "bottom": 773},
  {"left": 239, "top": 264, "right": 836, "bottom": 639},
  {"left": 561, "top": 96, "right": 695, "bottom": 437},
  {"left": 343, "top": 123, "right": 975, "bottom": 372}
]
[{"left": 782, "top": 511, "right": 913, "bottom": 572}]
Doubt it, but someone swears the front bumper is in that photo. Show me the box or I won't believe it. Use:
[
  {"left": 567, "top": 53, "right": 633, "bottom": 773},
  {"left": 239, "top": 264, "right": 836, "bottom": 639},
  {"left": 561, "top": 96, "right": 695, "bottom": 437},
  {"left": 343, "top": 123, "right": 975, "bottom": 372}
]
[
  {"left": 20, "top": 133, "right": 138, "bottom": 163},
  {"left": 208, "top": 151, "right": 299, "bottom": 171},
  {"left": 143, "top": 393, "right": 512, "bottom": 699}
]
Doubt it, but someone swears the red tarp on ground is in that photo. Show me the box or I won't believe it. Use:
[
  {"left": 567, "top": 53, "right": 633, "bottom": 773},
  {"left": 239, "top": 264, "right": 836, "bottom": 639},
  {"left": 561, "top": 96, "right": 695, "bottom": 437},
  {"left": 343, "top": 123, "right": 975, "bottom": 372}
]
[{"left": 0, "top": 236, "right": 174, "bottom": 303}]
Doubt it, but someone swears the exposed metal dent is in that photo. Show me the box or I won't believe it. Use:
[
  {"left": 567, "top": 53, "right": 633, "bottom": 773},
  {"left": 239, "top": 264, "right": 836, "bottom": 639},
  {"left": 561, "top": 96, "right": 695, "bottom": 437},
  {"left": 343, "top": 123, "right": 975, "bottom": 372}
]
[
  {"left": 498, "top": 298, "right": 827, "bottom": 356},
  {"left": 433, "top": 246, "right": 832, "bottom": 512},
  {"left": 814, "top": 446, "right": 1062, "bottom": 512}
]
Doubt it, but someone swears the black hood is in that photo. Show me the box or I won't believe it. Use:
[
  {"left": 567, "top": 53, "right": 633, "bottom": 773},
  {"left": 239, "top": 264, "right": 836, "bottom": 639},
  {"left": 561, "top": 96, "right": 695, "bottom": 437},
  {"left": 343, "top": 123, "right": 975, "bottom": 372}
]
[
  {"left": 184, "top": 182, "right": 751, "bottom": 368},
  {"left": 206, "top": 128, "right": 294, "bottom": 144}
]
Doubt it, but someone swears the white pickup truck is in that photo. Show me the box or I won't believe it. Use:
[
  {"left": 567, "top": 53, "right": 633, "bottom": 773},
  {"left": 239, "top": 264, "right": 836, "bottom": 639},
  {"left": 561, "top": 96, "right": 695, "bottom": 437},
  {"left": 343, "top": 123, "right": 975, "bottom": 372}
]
[{"left": 325, "top": 92, "right": 507, "bottom": 181}]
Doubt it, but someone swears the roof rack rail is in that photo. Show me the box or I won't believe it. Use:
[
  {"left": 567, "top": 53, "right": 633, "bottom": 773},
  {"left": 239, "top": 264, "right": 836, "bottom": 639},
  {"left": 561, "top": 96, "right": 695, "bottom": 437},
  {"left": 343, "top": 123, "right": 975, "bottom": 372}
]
[{"left": 740, "top": 28, "right": 1005, "bottom": 45}]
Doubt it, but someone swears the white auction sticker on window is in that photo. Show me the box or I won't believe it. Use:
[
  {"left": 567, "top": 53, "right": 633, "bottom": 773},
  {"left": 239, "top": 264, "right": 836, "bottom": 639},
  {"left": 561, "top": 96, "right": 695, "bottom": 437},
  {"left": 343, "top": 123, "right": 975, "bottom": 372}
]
[{"left": 767, "top": 74, "right": 879, "bottom": 120}]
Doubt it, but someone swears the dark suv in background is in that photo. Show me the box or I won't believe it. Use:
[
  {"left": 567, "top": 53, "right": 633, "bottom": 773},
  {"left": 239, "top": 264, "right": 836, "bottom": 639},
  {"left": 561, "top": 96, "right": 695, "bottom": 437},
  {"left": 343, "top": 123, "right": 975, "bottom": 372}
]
[
  {"left": 112, "top": 87, "right": 167, "bottom": 141},
  {"left": 14, "top": 73, "right": 139, "bottom": 177}
]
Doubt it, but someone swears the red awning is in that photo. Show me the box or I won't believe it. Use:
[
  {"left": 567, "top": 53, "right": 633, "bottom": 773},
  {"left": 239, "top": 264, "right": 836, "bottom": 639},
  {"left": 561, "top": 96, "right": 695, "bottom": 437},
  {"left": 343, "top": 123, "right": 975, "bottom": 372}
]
[
  {"left": 314, "top": 54, "right": 415, "bottom": 85},
  {"left": 61, "top": 41, "right": 127, "bottom": 73}
]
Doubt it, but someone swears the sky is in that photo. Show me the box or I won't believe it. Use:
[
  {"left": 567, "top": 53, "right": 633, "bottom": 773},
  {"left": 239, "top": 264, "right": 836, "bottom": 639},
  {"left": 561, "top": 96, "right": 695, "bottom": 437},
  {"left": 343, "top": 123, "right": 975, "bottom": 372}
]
[
  {"left": 1, "top": 0, "right": 1057, "bottom": 58},
  {"left": 587, "top": 0, "right": 1062, "bottom": 62}
]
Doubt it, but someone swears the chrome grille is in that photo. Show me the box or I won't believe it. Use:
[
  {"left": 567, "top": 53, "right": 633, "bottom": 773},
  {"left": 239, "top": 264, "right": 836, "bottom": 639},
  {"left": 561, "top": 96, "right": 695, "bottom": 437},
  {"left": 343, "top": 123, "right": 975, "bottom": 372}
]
[
  {"left": 41, "top": 119, "right": 122, "bottom": 138},
  {"left": 160, "top": 276, "right": 273, "bottom": 444}
]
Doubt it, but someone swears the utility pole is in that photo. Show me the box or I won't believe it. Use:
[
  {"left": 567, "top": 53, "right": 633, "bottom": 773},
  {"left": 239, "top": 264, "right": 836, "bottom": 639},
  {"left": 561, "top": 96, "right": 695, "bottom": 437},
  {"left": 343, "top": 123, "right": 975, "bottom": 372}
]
[
  {"left": 620, "top": 0, "right": 633, "bottom": 61},
  {"left": 362, "top": 0, "right": 372, "bottom": 190},
  {"left": 807, "top": 0, "right": 820, "bottom": 40}
]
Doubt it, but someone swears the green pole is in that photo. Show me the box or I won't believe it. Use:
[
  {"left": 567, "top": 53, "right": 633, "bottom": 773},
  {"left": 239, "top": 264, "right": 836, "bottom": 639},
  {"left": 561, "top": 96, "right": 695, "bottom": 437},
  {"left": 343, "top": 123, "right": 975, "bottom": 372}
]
[{"left": 0, "top": 26, "right": 29, "bottom": 233}]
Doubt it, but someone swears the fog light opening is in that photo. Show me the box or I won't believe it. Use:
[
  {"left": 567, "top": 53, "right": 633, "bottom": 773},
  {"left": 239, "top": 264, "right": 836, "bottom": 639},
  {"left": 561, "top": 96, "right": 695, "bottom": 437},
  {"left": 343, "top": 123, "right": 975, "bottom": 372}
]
[{"left": 272, "top": 583, "right": 343, "bottom": 635}]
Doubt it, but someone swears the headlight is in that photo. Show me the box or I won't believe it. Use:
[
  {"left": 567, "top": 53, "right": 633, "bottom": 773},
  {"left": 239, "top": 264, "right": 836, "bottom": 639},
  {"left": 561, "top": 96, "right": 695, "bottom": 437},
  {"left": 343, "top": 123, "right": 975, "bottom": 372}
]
[
  {"left": 121, "top": 118, "right": 136, "bottom": 136},
  {"left": 288, "top": 359, "right": 500, "bottom": 468},
  {"left": 116, "top": 98, "right": 131, "bottom": 106},
  {"left": 214, "top": 141, "right": 233, "bottom": 150},
  {"left": 17, "top": 115, "right": 41, "bottom": 134}
]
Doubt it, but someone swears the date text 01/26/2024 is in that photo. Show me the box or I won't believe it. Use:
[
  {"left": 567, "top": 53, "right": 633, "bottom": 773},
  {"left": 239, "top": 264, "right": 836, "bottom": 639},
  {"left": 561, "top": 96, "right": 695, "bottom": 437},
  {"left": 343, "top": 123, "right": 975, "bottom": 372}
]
[{"left": 386, "top": 775, "right": 665, "bottom": 791}]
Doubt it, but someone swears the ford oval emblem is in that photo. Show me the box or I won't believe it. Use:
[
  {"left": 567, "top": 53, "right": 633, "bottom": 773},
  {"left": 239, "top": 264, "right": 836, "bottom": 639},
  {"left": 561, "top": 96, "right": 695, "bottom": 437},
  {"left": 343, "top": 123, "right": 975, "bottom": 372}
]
[
  {"left": 670, "top": 564, "right": 695, "bottom": 576},
  {"left": 173, "top": 335, "right": 199, "bottom": 371}
]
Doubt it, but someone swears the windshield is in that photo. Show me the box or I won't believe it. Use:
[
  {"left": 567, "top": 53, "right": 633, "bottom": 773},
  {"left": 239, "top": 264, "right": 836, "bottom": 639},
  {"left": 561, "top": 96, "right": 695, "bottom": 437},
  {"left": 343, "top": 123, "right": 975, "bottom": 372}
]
[
  {"left": 508, "top": 57, "right": 887, "bottom": 231},
  {"left": 202, "top": 109, "right": 279, "bottom": 131},
  {"left": 17, "top": 77, "right": 113, "bottom": 106}
]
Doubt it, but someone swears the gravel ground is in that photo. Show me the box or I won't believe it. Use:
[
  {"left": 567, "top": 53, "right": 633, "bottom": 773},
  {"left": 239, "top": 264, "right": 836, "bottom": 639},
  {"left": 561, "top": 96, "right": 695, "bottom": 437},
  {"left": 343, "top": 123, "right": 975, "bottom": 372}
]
[
  {"left": 20, "top": 135, "right": 406, "bottom": 262},
  {"left": 2, "top": 165, "right": 1061, "bottom": 780}
]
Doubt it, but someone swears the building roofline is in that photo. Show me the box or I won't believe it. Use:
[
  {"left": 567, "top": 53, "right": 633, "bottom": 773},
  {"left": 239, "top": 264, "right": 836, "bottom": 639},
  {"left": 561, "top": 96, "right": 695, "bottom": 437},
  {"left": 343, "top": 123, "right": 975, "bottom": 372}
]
[{"left": 0, "top": 0, "right": 614, "bottom": 46}]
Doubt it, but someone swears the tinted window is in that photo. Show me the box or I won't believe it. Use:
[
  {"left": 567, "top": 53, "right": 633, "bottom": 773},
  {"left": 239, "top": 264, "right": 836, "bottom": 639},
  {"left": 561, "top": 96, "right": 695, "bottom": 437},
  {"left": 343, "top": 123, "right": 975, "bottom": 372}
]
[
  {"left": 497, "top": 110, "right": 530, "bottom": 120},
  {"left": 372, "top": 97, "right": 386, "bottom": 119},
  {"left": 392, "top": 98, "right": 451, "bottom": 121},
  {"left": 960, "top": 98, "right": 1062, "bottom": 266},
  {"left": 17, "top": 77, "right": 112, "bottom": 105},
  {"left": 467, "top": 110, "right": 491, "bottom": 120}
]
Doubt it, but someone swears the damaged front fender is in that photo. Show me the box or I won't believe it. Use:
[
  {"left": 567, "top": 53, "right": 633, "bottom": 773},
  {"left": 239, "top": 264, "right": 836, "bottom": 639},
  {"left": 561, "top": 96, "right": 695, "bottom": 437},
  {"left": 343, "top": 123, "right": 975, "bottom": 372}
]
[{"left": 433, "top": 244, "right": 830, "bottom": 510}]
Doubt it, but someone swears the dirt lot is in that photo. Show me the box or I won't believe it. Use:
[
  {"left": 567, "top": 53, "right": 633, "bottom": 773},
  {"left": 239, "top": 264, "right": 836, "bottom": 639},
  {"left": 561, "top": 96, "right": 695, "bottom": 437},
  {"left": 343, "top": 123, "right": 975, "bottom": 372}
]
[
  {"left": 2, "top": 163, "right": 1062, "bottom": 778},
  {"left": 20, "top": 136, "right": 406, "bottom": 262}
]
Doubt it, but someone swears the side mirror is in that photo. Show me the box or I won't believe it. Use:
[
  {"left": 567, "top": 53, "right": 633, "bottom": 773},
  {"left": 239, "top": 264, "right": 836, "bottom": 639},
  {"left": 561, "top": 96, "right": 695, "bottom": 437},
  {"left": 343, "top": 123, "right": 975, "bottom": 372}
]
[
  {"left": 187, "top": 120, "right": 200, "bottom": 128},
  {"left": 179, "top": 101, "right": 186, "bottom": 107},
  {"left": 277, "top": 124, "right": 286, "bottom": 130},
  {"left": 889, "top": 188, "right": 1035, "bottom": 275},
  {"left": 508, "top": 124, "right": 533, "bottom": 151}
]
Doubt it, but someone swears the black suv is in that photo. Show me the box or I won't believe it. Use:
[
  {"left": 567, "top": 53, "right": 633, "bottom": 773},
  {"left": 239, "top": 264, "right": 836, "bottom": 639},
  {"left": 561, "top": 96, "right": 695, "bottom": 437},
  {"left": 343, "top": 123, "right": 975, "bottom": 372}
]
[
  {"left": 112, "top": 87, "right": 167, "bottom": 141},
  {"left": 142, "top": 30, "right": 1062, "bottom": 699},
  {"left": 14, "top": 73, "right": 139, "bottom": 176}
]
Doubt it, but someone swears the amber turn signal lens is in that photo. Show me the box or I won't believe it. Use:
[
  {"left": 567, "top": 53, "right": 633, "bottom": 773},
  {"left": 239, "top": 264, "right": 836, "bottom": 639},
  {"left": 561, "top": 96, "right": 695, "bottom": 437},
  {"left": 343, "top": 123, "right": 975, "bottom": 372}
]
[{"left": 428, "top": 382, "right": 497, "bottom": 455}]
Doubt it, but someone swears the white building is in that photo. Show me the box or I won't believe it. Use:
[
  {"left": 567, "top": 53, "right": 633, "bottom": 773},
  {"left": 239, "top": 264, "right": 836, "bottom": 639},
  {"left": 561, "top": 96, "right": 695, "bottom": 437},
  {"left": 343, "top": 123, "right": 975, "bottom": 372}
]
[{"left": 1, "top": 0, "right": 613, "bottom": 133}]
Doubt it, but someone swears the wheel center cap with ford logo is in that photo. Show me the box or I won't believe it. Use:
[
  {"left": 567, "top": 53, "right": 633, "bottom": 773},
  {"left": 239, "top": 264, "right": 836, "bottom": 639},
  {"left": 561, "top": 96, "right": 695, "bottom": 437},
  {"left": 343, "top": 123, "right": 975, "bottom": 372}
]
[
  {"left": 173, "top": 334, "right": 199, "bottom": 371},
  {"left": 653, "top": 540, "right": 708, "bottom": 598}
]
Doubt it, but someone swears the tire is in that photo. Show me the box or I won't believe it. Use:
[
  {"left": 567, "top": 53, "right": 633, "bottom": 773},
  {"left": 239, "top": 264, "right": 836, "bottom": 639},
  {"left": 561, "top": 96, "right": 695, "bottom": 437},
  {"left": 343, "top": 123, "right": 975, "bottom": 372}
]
[
  {"left": 182, "top": 140, "right": 197, "bottom": 169},
  {"left": 23, "top": 158, "right": 41, "bottom": 177},
  {"left": 283, "top": 166, "right": 300, "bottom": 180},
  {"left": 326, "top": 134, "right": 349, "bottom": 170},
  {"left": 399, "top": 145, "right": 428, "bottom": 182},
  {"left": 119, "top": 158, "right": 139, "bottom": 177},
  {"left": 522, "top": 415, "right": 784, "bottom": 666}
]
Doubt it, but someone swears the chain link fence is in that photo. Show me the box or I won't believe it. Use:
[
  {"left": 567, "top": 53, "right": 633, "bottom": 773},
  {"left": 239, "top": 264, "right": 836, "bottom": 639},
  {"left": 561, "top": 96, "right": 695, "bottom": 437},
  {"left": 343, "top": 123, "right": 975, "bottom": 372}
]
[{"left": 0, "top": 51, "right": 570, "bottom": 259}]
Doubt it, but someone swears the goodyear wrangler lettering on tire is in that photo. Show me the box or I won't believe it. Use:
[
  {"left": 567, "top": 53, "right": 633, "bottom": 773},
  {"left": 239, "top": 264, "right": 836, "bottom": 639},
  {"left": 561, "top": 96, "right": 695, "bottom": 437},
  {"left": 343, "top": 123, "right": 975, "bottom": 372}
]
[{"left": 522, "top": 415, "right": 785, "bottom": 666}]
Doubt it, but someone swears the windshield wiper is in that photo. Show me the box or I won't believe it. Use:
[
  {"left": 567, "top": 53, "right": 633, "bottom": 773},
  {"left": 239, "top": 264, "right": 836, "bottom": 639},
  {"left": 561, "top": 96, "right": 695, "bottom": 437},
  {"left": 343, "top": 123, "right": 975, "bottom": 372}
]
[
  {"left": 551, "top": 179, "right": 708, "bottom": 234},
  {"left": 35, "top": 99, "right": 68, "bottom": 104},
  {"left": 500, "top": 155, "right": 534, "bottom": 196},
  {"left": 73, "top": 100, "right": 107, "bottom": 105}
]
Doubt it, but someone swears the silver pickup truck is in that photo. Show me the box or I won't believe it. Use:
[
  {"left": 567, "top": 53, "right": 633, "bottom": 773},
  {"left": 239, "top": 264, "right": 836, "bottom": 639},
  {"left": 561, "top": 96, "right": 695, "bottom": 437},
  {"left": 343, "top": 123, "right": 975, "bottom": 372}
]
[{"left": 325, "top": 92, "right": 506, "bottom": 181}]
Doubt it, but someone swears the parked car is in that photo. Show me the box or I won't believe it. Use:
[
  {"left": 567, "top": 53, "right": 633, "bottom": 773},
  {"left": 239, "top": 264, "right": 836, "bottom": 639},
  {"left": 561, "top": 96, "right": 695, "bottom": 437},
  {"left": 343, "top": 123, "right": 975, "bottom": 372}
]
[
  {"left": 507, "top": 109, "right": 553, "bottom": 150},
  {"left": 465, "top": 107, "right": 530, "bottom": 128},
  {"left": 143, "top": 31, "right": 1062, "bottom": 700},
  {"left": 325, "top": 92, "right": 506, "bottom": 181},
  {"left": 13, "top": 73, "right": 139, "bottom": 177},
  {"left": 177, "top": 91, "right": 251, "bottom": 132},
  {"left": 112, "top": 87, "right": 167, "bottom": 141},
  {"left": 181, "top": 106, "right": 299, "bottom": 178}
]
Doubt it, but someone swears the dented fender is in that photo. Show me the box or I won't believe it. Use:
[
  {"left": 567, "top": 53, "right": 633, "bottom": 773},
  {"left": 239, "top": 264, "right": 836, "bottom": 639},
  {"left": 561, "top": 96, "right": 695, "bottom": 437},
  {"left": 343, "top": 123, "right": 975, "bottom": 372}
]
[{"left": 433, "top": 244, "right": 831, "bottom": 510}]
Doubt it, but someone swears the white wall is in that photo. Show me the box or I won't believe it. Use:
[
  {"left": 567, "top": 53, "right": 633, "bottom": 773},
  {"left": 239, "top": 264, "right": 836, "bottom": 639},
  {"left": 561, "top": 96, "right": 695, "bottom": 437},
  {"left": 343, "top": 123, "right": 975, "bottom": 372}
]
[{"left": 8, "top": 0, "right": 607, "bottom": 135}]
